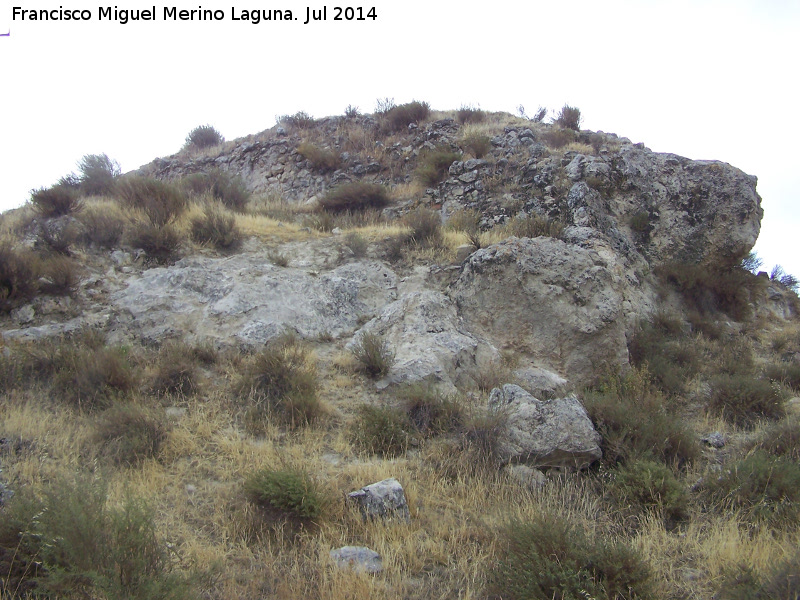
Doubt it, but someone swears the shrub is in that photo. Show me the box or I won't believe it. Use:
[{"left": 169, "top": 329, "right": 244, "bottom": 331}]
[
  {"left": 708, "top": 375, "right": 785, "bottom": 427},
  {"left": 237, "top": 336, "right": 321, "bottom": 428},
  {"left": 752, "top": 419, "right": 800, "bottom": 460},
  {"left": 279, "top": 111, "right": 315, "bottom": 130},
  {"left": 53, "top": 345, "right": 136, "bottom": 410},
  {"left": 244, "top": 467, "right": 324, "bottom": 522},
  {"left": 765, "top": 361, "right": 800, "bottom": 390},
  {"left": 30, "top": 185, "right": 83, "bottom": 218},
  {"left": 150, "top": 341, "right": 200, "bottom": 396},
  {"left": 297, "top": 142, "right": 342, "bottom": 173},
  {"left": 583, "top": 369, "right": 700, "bottom": 467},
  {"left": 38, "top": 254, "right": 80, "bottom": 296},
  {"left": 416, "top": 147, "right": 462, "bottom": 186},
  {"left": 504, "top": 213, "right": 566, "bottom": 240},
  {"left": 381, "top": 100, "right": 430, "bottom": 132},
  {"left": 344, "top": 104, "right": 360, "bottom": 118},
  {"left": 461, "top": 132, "right": 491, "bottom": 158},
  {"left": 116, "top": 176, "right": 187, "bottom": 226},
  {"left": 128, "top": 222, "right": 182, "bottom": 264},
  {"left": 398, "top": 384, "right": 462, "bottom": 437},
  {"left": 185, "top": 124, "right": 224, "bottom": 149},
  {"left": 555, "top": 104, "right": 582, "bottom": 130},
  {"left": 489, "top": 513, "right": 653, "bottom": 600},
  {"left": 459, "top": 408, "right": 508, "bottom": 470},
  {"left": 343, "top": 231, "right": 368, "bottom": 257},
  {"left": 37, "top": 219, "right": 78, "bottom": 255},
  {"left": 608, "top": 458, "right": 689, "bottom": 522},
  {"left": 656, "top": 260, "right": 759, "bottom": 321},
  {"left": 447, "top": 208, "right": 483, "bottom": 249},
  {"left": 78, "top": 205, "right": 126, "bottom": 248},
  {"left": 351, "top": 331, "right": 395, "bottom": 378},
  {"left": 350, "top": 404, "right": 409, "bottom": 457},
  {"left": 78, "top": 153, "right": 121, "bottom": 196},
  {"left": 629, "top": 316, "right": 700, "bottom": 395},
  {"left": 190, "top": 207, "right": 243, "bottom": 251},
  {"left": 456, "top": 105, "right": 485, "bottom": 124},
  {"left": 94, "top": 403, "right": 169, "bottom": 466},
  {"left": 404, "top": 207, "right": 442, "bottom": 247},
  {"left": 319, "top": 181, "right": 390, "bottom": 213},
  {"left": 702, "top": 450, "right": 800, "bottom": 523},
  {"left": 0, "top": 243, "right": 39, "bottom": 312},
  {"left": 770, "top": 265, "right": 799, "bottom": 292},
  {"left": 541, "top": 127, "right": 576, "bottom": 149},
  {"left": 210, "top": 169, "right": 250, "bottom": 211}
]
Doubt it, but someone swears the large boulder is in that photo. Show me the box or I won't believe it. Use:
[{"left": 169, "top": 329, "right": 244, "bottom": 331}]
[
  {"left": 111, "top": 254, "right": 397, "bottom": 346},
  {"left": 347, "top": 478, "right": 410, "bottom": 522},
  {"left": 489, "top": 384, "right": 601, "bottom": 469},
  {"left": 349, "top": 291, "right": 499, "bottom": 393},
  {"left": 450, "top": 236, "right": 633, "bottom": 387}
]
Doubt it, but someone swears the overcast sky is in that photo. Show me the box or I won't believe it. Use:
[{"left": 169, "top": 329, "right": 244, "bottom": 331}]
[{"left": 2, "top": 0, "right": 797, "bottom": 277}]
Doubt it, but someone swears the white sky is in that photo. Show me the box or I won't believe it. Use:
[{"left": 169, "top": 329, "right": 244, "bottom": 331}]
[{"left": 2, "top": 0, "right": 798, "bottom": 277}]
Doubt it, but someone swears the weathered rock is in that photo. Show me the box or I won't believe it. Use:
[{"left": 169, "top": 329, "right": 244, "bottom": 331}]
[
  {"left": 111, "top": 252, "right": 398, "bottom": 346},
  {"left": 451, "top": 237, "right": 635, "bottom": 386},
  {"left": 701, "top": 432, "right": 726, "bottom": 449},
  {"left": 348, "top": 291, "right": 499, "bottom": 392},
  {"left": 347, "top": 478, "right": 410, "bottom": 522},
  {"left": 504, "top": 464, "right": 546, "bottom": 490},
  {"left": 488, "top": 384, "right": 601, "bottom": 469},
  {"left": 329, "top": 546, "right": 383, "bottom": 574},
  {"left": 512, "top": 365, "right": 569, "bottom": 399}
]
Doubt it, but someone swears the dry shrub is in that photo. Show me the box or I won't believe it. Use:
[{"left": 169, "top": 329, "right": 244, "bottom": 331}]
[
  {"left": 127, "top": 222, "right": 182, "bottom": 264},
  {"left": 381, "top": 100, "right": 430, "bottom": 132},
  {"left": 461, "top": 132, "right": 492, "bottom": 158},
  {"left": 708, "top": 375, "right": 785, "bottom": 428},
  {"left": 30, "top": 185, "right": 83, "bottom": 218},
  {"left": 398, "top": 384, "right": 463, "bottom": 437},
  {"left": 190, "top": 207, "right": 243, "bottom": 251},
  {"left": 0, "top": 242, "right": 39, "bottom": 312},
  {"left": 94, "top": 403, "right": 169, "bottom": 466},
  {"left": 78, "top": 204, "right": 126, "bottom": 248},
  {"left": 150, "top": 341, "right": 200, "bottom": 396},
  {"left": 350, "top": 404, "right": 409, "bottom": 457},
  {"left": 555, "top": 104, "right": 582, "bottom": 130},
  {"left": 343, "top": 231, "right": 368, "bottom": 257},
  {"left": 607, "top": 458, "right": 689, "bottom": 523},
  {"left": 318, "top": 181, "right": 389, "bottom": 213},
  {"left": 447, "top": 208, "right": 483, "bottom": 248},
  {"left": 38, "top": 254, "right": 80, "bottom": 296},
  {"left": 115, "top": 176, "right": 187, "bottom": 226},
  {"left": 279, "top": 111, "right": 315, "bottom": 130},
  {"left": 237, "top": 336, "right": 321, "bottom": 429},
  {"left": 37, "top": 219, "right": 78, "bottom": 255},
  {"left": 403, "top": 207, "right": 442, "bottom": 247},
  {"left": 456, "top": 105, "right": 485, "bottom": 124},
  {"left": 541, "top": 127, "right": 577, "bottom": 149},
  {"left": 53, "top": 344, "right": 136, "bottom": 410},
  {"left": 212, "top": 170, "right": 250, "bottom": 212},
  {"left": 185, "top": 124, "right": 224, "bottom": 149},
  {"left": 297, "top": 142, "right": 341, "bottom": 173},
  {"left": 629, "top": 314, "right": 700, "bottom": 395},
  {"left": 750, "top": 419, "right": 800, "bottom": 461},
  {"left": 78, "top": 153, "right": 121, "bottom": 196},
  {"left": 416, "top": 147, "right": 462, "bottom": 186},
  {"left": 351, "top": 331, "right": 395, "bottom": 378},
  {"left": 504, "top": 213, "right": 565, "bottom": 240}
]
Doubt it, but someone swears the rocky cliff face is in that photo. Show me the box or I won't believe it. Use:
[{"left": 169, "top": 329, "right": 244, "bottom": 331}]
[{"left": 3, "top": 110, "right": 778, "bottom": 392}]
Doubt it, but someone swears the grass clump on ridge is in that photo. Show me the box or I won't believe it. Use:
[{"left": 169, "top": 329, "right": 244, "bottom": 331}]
[
  {"left": 351, "top": 331, "right": 395, "bottom": 378},
  {"left": 318, "top": 181, "right": 390, "bottom": 213}
]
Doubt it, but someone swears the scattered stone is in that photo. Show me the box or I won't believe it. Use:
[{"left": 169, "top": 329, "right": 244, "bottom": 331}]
[
  {"left": 701, "top": 432, "right": 726, "bottom": 448},
  {"left": 347, "top": 478, "right": 410, "bottom": 522},
  {"left": 330, "top": 546, "right": 383, "bottom": 574},
  {"left": 489, "top": 384, "right": 602, "bottom": 469}
]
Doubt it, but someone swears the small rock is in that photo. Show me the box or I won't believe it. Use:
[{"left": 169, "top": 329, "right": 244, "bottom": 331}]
[
  {"left": 701, "top": 432, "right": 726, "bottom": 448},
  {"left": 505, "top": 464, "right": 546, "bottom": 490},
  {"left": 165, "top": 407, "right": 187, "bottom": 418},
  {"left": 330, "top": 546, "right": 383, "bottom": 574},
  {"left": 455, "top": 244, "right": 474, "bottom": 263},
  {"left": 347, "top": 478, "right": 410, "bottom": 522}
]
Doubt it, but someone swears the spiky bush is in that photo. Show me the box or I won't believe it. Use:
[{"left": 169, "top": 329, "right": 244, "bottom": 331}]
[
  {"left": 78, "top": 204, "right": 126, "bottom": 248},
  {"left": 190, "top": 207, "right": 243, "bottom": 251},
  {"left": 279, "top": 111, "right": 315, "bottom": 129},
  {"left": 244, "top": 467, "right": 325, "bottom": 522},
  {"left": 404, "top": 207, "right": 442, "bottom": 247},
  {"left": 94, "top": 403, "right": 169, "bottom": 466},
  {"left": 456, "top": 105, "right": 485, "bottom": 124},
  {"left": 185, "top": 124, "right": 224, "bottom": 149},
  {"left": 115, "top": 176, "right": 187, "bottom": 226},
  {"left": 555, "top": 104, "right": 582, "bottom": 130},
  {"left": 351, "top": 331, "right": 395, "bottom": 378},
  {"left": 350, "top": 404, "right": 409, "bottom": 457},
  {"left": 0, "top": 242, "right": 39, "bottom": 312},
  {"left": 78, "top": 153, "right": 121, "bottom": 196},
  {"left": 297, "top": 142, "right": 342, "bottom": 173},
  {"left": 127, "top": 222, "right": 182, "bottom": 264},
  {"left": 318, "top": 181, "right": 390, "bottom": 213},
  {"left": 461, "top": 132, "right": 492, "bottom": 158},
  {"left": 608, "top": 458, "right": 689, "bottom": 522},
  {"left": 708, "top": 375, "right": 785, "bottom": 427},
  {"left": 416, "top": 147, "right": 462, "bottom": 186},
  {"left": 381, "top": 100, "right": 430, "bottom": 132},
  {"left": 398, "top": 384, "right": 463, "bottom": 437}
]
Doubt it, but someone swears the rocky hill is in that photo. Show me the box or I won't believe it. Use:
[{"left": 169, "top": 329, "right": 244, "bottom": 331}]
[{"left": 1, "top": 105, "right": 799, "bottom": 600}]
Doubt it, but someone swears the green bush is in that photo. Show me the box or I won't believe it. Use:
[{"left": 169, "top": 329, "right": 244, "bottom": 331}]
[
  {"left": 708, "top": 375, "right": 785, "bottom": 428},
  {"left": 629, "top": 316, "right": 700, "bottom": 395},
  {"left": 351, "top": 331, "right": 395, "bottom": 378},
  {"left": 608, "top": 458, "right": 689, "bottom": 522},
  {"left": 0, "top": 477, "right": 189, "bottom": 598},
  {"left": 185, "top": 124, "right": 224, "bottom": 149},
  {"left": 555, "top": 104, "right": 582, "bottom": 130},
  {"left": 115, "top": 176, "right": 188, "bottom": 226},
  {"left": 702, "top": 450, "right": 800, "bottom": 523},
  {"left": 416, "top": 147, "right": 462, "bottom": 186},
  {"left": 461, "top": 132, "right": 492, "bottom": 158},
  {"left": 0, "top": 243, "right": 39, "bottom": 313},
  {"left": 237, "top": 336, "right": 321, "bottom": 428},
  {"left": 350, "top": 404, "right": 409, "bottom": 457},
  {"left": 30, "top": 184, "right": 83, "bottom": 217},
  {"left": 244, "top": 467, "right": 324, "bottom": 522},
  {"left": 489, "top": 513, "right": 653, "bottom": 600},
  {"left": 94, "top": 403, "right": 169, "bottom": 466},
  {"left": 456, "top": 105, "right": 485, "bottom": 124},
  {"left": 381, "top": 100, "right": 430, "bottom": 132},
  {"left": 297, "top": 142, "right": 341, "bottom": 173},
  {"left": 78, "top": 153, "right": 121, "bottom": 196},
  {"left": 583, "top": 369, "right": 700, "bottom": 467},
  {"left": 128, "top": 222, "right": 182, "bottom": 264},
  {"left": 318, "top": 181, "right": 390, "bottom": 213},
  {"left": 190, "top": 207, "right": 243, "bottom": 251}
]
